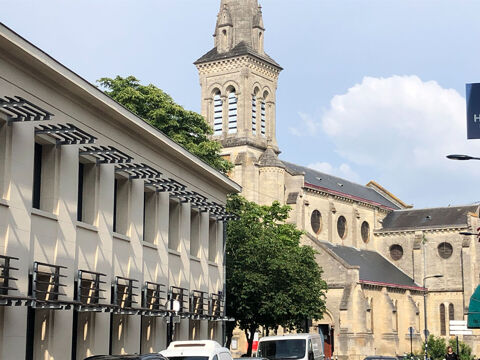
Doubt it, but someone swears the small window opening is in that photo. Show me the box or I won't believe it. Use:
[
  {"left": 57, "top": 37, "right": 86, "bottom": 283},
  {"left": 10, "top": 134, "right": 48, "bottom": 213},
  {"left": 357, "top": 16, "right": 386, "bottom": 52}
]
[
  {"left": 113, "top": 177, "right": 129, "bottom": 235},
  {"left": 190, "top": 209, "right": 200, "bottom": 257},
  {"left": 32, "top": 141, "right": 56, "bottom": 212},
  {"left": 168, "top": 200, "right": 180, "bottom": 250},
  {"left": 77, "top": 160, "right": 97, "bottom": 224},
  {"left": 143, "top": 189, "right": 156, "bottom": 243},
  {"left": 208, "top": 219, "right": 217, "bottom": 262}
]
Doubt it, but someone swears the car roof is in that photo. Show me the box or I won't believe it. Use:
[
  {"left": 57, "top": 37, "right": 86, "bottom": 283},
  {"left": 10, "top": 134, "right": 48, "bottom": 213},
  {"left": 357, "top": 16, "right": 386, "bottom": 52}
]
[
  {"left": 258, "top": 334, "right": 320, "bottom": 341},
  {"left": 161, "top": 340, "right": 229, "bottom": 357},
  {"left": 84, "top": 355, "right": 166, "bottom": 360}
]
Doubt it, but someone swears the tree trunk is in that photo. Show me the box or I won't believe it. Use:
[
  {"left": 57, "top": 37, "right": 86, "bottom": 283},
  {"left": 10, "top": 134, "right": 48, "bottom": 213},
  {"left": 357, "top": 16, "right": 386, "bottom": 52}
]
[{"left": 246, "top": 325, "right": 257, "bottom": 356}]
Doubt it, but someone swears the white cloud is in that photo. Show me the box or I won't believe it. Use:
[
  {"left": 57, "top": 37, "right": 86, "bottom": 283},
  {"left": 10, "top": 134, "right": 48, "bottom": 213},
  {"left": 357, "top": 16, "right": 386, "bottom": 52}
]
[
  {"left": 307, "top": 162, "right": 361, "bottom": 183},
  {"left": 289, "top": 112, "right": 321, "bottom": 136},
  {"left": 317, "top": 75, "right": 480, "bottom": 207}
]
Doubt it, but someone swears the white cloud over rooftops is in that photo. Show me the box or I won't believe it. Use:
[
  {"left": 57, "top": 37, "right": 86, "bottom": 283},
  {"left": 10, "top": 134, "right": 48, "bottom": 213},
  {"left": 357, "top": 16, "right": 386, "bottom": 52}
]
[{"left": 299, "top": 75, "right": 480, "bottom": 207}]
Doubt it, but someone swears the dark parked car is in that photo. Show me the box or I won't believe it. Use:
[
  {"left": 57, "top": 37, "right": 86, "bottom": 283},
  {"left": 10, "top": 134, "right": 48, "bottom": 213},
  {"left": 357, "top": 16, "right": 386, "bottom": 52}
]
[
  {"left": 84, "top": 354, "right": 167, "bottom": 360},
  {"left": 364, "top": 357, "right": 398, "bottom": 360}
]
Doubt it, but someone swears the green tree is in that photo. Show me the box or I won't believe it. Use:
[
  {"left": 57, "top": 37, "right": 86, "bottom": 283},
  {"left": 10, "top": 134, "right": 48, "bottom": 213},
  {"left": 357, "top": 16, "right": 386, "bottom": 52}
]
[
  {"left": 422, "top": 335, "right": 474, "bottom": 360},
  {"left": 225, "top": 195, "right": 328, "bottom": 355},
  {"left": 98, "top": 76, "right": 233, "bottom": 174}
]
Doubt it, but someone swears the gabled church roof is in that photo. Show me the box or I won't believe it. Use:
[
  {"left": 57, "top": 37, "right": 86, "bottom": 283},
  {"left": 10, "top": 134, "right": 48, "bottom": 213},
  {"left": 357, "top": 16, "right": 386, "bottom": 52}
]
[
  {"left": 319, "top": 240, "right": 422, "bottom": 290},
  {"left": 379, "top": 205, "right": 479, "bottom": 231},
  {"left": 194, "top": 41, "right": 282, "bottom": 69},
  {"left": 282, "top": 161, "right": 402, "bottom": 210}
]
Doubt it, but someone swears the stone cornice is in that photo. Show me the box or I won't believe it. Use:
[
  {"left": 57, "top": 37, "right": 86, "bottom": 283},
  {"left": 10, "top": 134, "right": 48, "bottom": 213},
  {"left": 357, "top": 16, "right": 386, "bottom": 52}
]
[
  {"left": 304, "top": 186, "right": 393, "bottom": 213},
  {"left": 374, "top": 225, "right": 469, "bottom": 236}
]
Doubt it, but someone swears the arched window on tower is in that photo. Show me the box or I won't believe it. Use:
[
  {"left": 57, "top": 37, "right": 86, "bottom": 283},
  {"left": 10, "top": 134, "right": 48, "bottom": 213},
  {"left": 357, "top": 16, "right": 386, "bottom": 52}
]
[
  {"left": 213, "top": 90, "right": 223, "bottom": 136},
  {"left": 440, "top": 303, "right": 446, "bottom": 335},
  {"left": 261, "top": 91, "right": 268, "bottom": 137},
  {"left": 252, "top": 88, "right": 259, "bottom": 135},
  {"left": 227, "top": 88, "right": 237, "bottom": 134}
]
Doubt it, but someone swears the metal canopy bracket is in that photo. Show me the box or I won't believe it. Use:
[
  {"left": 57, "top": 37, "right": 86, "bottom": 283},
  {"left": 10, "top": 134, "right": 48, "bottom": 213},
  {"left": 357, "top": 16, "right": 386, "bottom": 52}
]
[
  {"left": 0, "top": 96, "right": 54, "bottom": 123},
  {"left": 116, "top": 163, "right": 162, "bottom": 180},
  {"left": 113, "top": 276, "right": 139, "bottom": 315},
  {"left": 80, "top": 146, "right": 133, "bottom": 165},
  {"left": 35, "top": 123, "right": 97, "bottom": 146},
  {"left": 75, "top": 270, "right": 109, "bottom": 312}
]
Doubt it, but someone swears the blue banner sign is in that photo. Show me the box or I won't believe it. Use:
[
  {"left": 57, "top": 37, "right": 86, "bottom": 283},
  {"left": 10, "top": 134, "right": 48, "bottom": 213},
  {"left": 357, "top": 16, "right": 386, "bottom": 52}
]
[{"left": 466, "top": 83, "right": 480, "bottom": 139}]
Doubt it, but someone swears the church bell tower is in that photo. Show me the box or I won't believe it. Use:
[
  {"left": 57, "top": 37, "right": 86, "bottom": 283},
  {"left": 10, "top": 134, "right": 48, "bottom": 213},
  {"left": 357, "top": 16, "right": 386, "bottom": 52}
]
[
  {"left": 195, "top": 0, "right": 283, "bottom": 201},
  {"left": 195, "top": 0, "right": 282, "bottom": 153}
]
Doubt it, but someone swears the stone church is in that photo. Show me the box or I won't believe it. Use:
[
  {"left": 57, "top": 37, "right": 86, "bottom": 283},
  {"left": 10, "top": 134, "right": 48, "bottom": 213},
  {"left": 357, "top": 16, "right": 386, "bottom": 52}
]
[{"left": 194, "top": 0, "right": 480, "bottom": 359}]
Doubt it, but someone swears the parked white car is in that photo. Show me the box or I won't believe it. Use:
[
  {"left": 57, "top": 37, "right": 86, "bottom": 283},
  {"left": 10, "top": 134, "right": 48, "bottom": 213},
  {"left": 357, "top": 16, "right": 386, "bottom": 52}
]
[{"left": 160, "top": 340, "right": 233, "bottom": 360}]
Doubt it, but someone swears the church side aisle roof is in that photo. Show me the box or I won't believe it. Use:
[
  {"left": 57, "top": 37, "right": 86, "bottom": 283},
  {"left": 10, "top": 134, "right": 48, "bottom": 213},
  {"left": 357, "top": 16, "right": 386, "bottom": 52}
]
[
  {"left": 194, "top": 41, "right": 282, "bottom": 69},
  {"left": 379, "top": 205, "right": 479, "bottom": 231},
  {"left": 282, "top": 161, "right": 401, "bottom": 210},
  {"left": 320, "top": 240, "right": 423, "bottom": 290}
]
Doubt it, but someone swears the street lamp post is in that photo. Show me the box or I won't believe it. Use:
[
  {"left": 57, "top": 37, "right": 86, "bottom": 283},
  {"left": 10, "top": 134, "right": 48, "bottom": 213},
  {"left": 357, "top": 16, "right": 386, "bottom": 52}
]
[{"left": 423, "top": 274, "right": 444, "bottom": 360}]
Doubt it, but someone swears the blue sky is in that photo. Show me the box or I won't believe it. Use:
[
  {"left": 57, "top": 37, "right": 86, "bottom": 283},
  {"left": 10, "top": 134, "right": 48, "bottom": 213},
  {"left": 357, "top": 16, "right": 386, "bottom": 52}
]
[{"left": 2, "top": 0, "right": 480, "bottom": 208}]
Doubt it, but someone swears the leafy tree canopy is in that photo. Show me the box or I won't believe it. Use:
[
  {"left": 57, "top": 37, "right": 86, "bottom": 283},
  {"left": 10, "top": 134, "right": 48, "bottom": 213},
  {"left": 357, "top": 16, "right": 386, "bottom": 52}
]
[
  {"left": 98, "top": 76, "right": 233, "bottom": 174},
  {"left": 421, "top": 335, "right": 474, "bottom": 360},
  {"left": 225, "top": 195, "right": 328, "bottom": 355}
]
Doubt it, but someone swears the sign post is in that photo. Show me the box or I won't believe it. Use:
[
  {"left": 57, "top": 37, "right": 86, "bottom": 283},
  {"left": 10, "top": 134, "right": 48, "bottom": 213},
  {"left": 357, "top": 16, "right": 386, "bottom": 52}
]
[
  {"left": 408, "top": 327, "right": 414, "bottom": 357},
  {"left": 466, "top": 83, "right": 480, "bottom": 139},
  {"left": 449, "top": 320, "right": 473, "bottom": 335}
]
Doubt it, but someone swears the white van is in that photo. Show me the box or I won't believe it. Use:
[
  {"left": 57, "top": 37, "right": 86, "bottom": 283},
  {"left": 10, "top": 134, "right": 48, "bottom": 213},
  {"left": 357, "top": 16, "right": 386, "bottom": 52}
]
[
  {"left": 257, "top": 334, "right": 324, "bottom": 360},
  {"left": 160, "top": 340, "right": 233, "bottom": 360}
]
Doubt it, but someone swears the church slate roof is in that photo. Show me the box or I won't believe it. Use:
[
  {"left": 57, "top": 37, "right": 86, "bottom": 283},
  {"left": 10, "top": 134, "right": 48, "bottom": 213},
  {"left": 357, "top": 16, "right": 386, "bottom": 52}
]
[
  {"left": 281, "top": 161, "right": 400, "bottom": 210},
  {"left": 379, "top": 205, "right": 479, "bottom": 231},
  {"left": 321, "top": 241, "right": 421, "bottom": 289},
  {"left": 194, "top": 41, "right": 282, "bottom": 69}
]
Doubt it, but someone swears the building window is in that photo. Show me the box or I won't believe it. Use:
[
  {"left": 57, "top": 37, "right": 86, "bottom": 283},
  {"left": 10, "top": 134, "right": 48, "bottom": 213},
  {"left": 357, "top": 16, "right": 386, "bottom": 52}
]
[
  {"left": 227, "top": 89, "right": 237, "bottom": 134},
  {"left": 113, "top": 177, "right": 129, "bottom": 235},
  {"left": 389, "top": 244, "right": 403, "bottom": 261},
  {"left": 208, "top": 219, "right": 217, "bottom": 262},
  {"left": 190, "top": 209, "right": 200, "bottom": 257},
  {"left": 260, "top": 100, "right": 266, "bottom": 137},
  {"left": 311, "top": 210, "right": 322, "bottom": 234},
  {"left": 143, "top": 189, "right": 156, "bottom": 243},
  {"left": 77, "top": 161, "right": 97, "bottom": 224},
  {"left": 0, "top": 121, "right": 6, "bottom": 198},
  {"left": 32, "top": 141, "right": 56, "bottom": 212},
  {"left": 361, "top": 221, "right": 370, "bottom": 243},
  {"left": 337, "top": 216, "right": 347, "bottom": 239},
  {"left": 168, "top": 200, "right": 180, "bottom": 250},
  {"left": 449, "top": 303, "right": 454, "bottom": 322},
  {"left": 213, "top": 90, "right": 223, "bottom": 136},
  {"left": 440, "top": 303, "right": 446, "bottom": 335},
  {"left": 438, "top": 242, "right": 453, "bottom": 259},
  {"left": 252, "top": 94, "right": 257, "bottom": 135}
]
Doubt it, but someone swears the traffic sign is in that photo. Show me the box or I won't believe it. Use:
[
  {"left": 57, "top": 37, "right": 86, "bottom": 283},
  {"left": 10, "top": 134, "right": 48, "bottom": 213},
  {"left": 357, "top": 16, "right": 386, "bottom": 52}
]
[{"left": 449, "top": 320, "right": 473, "bottom": 335}]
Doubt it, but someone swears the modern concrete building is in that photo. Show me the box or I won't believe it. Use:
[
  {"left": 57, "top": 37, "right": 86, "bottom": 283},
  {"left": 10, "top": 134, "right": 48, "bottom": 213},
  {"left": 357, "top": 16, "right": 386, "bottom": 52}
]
[
  {"left": 0, "top": 22, "right": 240, "bottom": 359},
  {"left": 196, "top": 0, "right": 480, "bottom": 358}
]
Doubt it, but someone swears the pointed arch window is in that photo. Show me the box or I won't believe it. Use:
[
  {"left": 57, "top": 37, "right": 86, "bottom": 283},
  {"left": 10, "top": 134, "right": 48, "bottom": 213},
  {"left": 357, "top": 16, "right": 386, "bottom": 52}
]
[
  {"left": 227, "top": 89, "right": 237, "bottom": 134},
  {"left": 213, "top": 90, "right": 223, "bottom": 136},
  {"left": 440, "top": 303, "right": 446, "bottom": 335},
  {"left": 252, "top": 94, "right": 257, "bottom": 135}
]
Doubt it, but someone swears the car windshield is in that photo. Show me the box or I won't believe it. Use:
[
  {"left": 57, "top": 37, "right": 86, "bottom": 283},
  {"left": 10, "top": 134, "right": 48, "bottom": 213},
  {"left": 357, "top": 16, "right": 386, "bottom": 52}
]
[
  {"left": 258, "top": 340, "right": 306, "bottom": 360},
  {"left": 168, "top": 357, "right": 209, "bottom": 360}
]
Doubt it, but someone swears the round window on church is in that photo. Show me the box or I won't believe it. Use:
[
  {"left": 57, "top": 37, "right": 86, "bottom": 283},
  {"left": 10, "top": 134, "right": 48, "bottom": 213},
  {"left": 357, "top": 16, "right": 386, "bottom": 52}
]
[
  {"left": 389, "top": 244, "right": 404, "bottom": 261},
  {"left": 438, "top": 242, "right": 453, "bottom": 259},
  {"left": 361, "top": 221, "right": 370, "bottom": 243},
  {"left": 311, "top": 210, "right": 322, "bottom": 234},
  {"left": 337, "top": 216, "right": 347, "bottom": 239}
]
